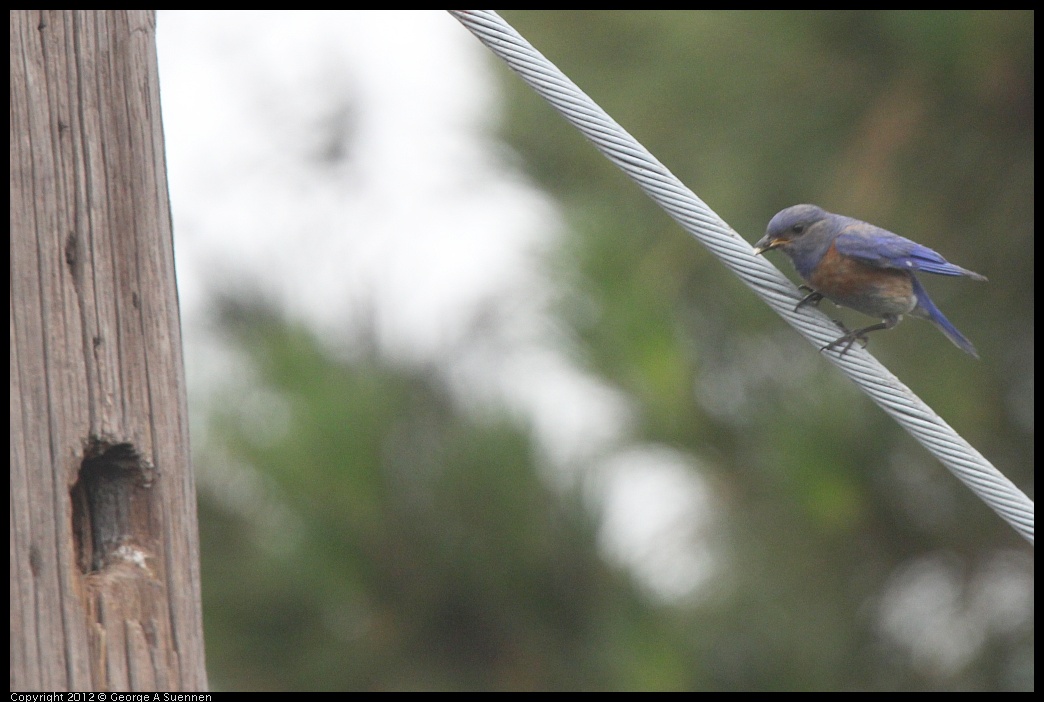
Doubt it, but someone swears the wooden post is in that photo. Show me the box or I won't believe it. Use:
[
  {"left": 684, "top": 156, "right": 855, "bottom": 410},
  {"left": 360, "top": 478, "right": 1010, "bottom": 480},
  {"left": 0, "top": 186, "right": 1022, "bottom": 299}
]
[{"left": 10, "top": 10, "right": 208, "bottom": 691}]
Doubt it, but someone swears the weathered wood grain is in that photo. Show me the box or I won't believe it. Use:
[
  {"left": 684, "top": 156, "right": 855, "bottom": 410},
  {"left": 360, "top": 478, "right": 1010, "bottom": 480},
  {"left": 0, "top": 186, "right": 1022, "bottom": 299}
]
[{"left": 11, "top": 10, "right": 207, "bottom": 691}]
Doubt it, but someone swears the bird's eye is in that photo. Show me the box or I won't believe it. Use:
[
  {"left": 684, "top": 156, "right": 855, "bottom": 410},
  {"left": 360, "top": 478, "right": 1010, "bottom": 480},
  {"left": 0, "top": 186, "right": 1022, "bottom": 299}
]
[{"left": 792, "top": 224, "right": 804, "bottom": 234}]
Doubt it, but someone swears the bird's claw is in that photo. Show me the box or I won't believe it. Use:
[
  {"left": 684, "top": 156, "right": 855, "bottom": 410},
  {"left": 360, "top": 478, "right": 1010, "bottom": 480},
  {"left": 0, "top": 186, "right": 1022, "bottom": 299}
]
[
  {"left": 794, "top": 286, "right": 824, "bottom": 312},
  {"left": 821, "top": 320, "right": 870, "bottom": 357}
]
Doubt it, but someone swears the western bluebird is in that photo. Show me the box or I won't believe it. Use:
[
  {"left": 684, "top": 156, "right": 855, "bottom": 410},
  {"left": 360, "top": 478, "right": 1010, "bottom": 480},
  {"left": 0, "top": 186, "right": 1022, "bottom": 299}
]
[{"left": 754, "top": 204, "right": 987, "bottom": 358}]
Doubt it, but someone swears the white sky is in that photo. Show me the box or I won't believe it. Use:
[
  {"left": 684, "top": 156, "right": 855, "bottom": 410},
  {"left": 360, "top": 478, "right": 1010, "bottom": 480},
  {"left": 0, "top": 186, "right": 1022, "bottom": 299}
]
[{"left": 156, "top": 9, "right": 713, "bottom": 601}]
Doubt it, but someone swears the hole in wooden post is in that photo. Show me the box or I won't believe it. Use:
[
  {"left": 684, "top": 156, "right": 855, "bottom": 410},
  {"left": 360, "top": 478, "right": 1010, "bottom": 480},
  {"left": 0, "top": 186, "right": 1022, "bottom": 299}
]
[{"left": 71, "top": 438, "right": 155, "bottom": 574}]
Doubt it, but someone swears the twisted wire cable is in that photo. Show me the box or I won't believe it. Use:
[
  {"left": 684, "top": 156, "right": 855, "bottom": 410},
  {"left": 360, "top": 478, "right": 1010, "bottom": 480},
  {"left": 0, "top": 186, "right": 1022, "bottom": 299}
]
[{"left": 448, "top": 10, "right": 1033, "bottom": 544}]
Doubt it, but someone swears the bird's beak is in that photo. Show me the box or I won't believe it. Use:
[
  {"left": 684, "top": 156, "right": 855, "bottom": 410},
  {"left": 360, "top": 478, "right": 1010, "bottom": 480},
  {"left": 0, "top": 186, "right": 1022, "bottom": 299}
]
[{"left": 752, "top": 236, "right": 778, "bottom": 255}]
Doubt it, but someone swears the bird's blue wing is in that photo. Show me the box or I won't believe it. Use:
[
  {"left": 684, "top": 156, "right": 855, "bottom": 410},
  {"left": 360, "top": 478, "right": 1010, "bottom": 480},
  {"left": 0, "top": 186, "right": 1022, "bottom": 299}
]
[{"left": 834, "top": 223, "right": 985, "bottom": 279}]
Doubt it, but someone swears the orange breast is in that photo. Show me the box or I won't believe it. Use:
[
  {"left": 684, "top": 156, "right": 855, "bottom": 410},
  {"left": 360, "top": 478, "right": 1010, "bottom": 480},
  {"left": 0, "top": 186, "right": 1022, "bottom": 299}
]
[{"left": 806, "top": 242, "right": 916, "bottom": 318}]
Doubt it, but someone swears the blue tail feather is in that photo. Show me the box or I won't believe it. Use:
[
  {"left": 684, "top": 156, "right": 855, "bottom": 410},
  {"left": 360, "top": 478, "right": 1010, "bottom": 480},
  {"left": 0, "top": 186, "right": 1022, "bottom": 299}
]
[{"left": 910, "top": 277, "right": 979, "bottom": 358}]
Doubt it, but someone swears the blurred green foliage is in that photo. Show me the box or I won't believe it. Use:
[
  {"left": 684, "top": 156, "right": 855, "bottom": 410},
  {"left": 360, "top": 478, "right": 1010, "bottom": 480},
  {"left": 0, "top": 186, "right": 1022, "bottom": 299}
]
[
  {"left": 196, "top": 11, "right": 1032, "bottom": 690},
  {"left": 199, "top": 300, "right": 701, "bottom": 690}
]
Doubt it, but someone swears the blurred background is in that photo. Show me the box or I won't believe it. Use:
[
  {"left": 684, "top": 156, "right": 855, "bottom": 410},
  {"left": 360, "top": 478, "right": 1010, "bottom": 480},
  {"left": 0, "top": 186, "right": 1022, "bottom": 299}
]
[{"left": 156, "top": 11, "right": 1033, "bottom": 691}]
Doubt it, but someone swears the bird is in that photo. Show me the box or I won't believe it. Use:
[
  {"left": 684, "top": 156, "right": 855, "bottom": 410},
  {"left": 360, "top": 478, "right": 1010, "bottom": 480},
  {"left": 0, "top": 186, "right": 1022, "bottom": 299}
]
[{"left": 754, "top": 204, "right": 987, "bottom": 357}]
